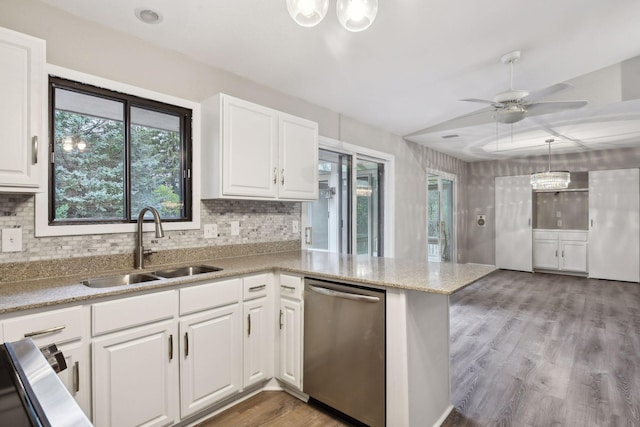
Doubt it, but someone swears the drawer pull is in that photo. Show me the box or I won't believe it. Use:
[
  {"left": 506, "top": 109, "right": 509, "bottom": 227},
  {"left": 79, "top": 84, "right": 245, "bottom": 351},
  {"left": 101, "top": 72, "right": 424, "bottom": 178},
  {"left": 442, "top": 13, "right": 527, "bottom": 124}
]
[
  {"left": 281, "top": 285, "right": 296, "bottom": 291},
  {"left": 73, "top": 361, "right": 80, "bottom": 393},
  {"left": 169, "top": 334, "right": 174, "bottom": 360},
  {"left": 184, "top": 332, "right": 189, "bottom": 358},
  {"left": 279, "top": 310, "right": 283, "bottom": 330},
  {"left": 248, "top": 314, "right": 252, "bottom": 336},
  {"left": 249, "top": 284, "right": 266, "bottom": 292},
  {"left": 23, "top": 325, "right": 65, "bottom": 338}
]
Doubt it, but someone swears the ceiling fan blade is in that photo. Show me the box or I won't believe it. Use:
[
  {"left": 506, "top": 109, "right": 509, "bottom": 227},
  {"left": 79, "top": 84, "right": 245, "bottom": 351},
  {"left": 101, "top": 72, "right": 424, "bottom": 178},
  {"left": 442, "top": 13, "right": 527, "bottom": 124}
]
[
  {"left": 526, "top": 100, "right": 588, "bottom": 117},
  {"left": 523, "top": 83, "right": 572, "bottom": 102},
  {"left": 460, "top": 98, "right": 503, "bottom": 107},
  {"left": 404, "top": 106, "right": 497, "bottom": 138}
]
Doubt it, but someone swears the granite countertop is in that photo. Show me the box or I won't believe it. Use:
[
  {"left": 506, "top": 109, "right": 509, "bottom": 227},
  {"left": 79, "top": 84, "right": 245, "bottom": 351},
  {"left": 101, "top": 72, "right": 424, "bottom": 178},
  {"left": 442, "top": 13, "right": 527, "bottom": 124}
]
[{"left": 0, "top": 251, "right": 496, "bottom": 315}]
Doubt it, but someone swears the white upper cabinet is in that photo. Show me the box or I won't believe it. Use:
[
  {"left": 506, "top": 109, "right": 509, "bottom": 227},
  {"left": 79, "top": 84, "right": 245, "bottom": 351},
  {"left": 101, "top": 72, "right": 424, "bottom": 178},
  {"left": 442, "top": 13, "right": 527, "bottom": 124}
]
[
  {"left": 495, "top": 175, "right": 533, "bottom": 272},
  {"left": 0, "top": 27, "right": 46, "bottom": 192},
  {"left": 201, "top": 93, "right": 318, "bottom": 201},
  {"left": 588, "top": 168, "right": 640, "bottom": 282}
]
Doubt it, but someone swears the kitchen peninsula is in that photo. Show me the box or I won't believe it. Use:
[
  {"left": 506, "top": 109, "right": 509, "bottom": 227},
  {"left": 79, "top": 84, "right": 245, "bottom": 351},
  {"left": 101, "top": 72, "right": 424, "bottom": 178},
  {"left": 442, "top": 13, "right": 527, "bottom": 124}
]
[{"left": 0, "top": 250, "right": 495, "bottom": 426}]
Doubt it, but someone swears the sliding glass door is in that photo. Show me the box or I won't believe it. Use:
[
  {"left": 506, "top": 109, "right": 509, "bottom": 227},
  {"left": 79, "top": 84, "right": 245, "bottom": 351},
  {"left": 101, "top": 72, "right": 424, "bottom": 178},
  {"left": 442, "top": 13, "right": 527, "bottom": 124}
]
[
  {"left": 356, "top": 159, "right": 384, "bottom": 256},
  {"left": 427, "top": 173, "right": 455, "bottom": 262}
]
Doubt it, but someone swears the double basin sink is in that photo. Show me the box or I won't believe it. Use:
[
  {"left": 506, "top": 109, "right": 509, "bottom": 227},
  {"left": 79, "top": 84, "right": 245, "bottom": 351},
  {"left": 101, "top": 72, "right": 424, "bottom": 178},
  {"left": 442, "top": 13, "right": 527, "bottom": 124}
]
[{"left": 82, "top": 265, "right": 223, "bottom": 288}]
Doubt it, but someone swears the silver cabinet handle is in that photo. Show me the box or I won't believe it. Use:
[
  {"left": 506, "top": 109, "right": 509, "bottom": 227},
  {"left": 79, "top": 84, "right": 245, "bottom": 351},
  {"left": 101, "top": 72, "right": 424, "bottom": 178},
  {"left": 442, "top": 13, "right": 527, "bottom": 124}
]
[
  {"left": 281, "top": 285, "right": 296, "bottom": 291},
  {"left": 555, "top": 250, "right": 558, "bottom": 257},
  {"left": 281, "top": 168, "right": 285, "bottom": 185},
  {"left": 309, "top": 285, "right": 380, "bottom": 303},
  {"left": 528, "top": 218, "right": 531, "bottom": 226},
  {"left": 32, "top": 136, "right": 38, "bottom": 164},
  {"left": 249, "top": 284, "right": 266, "bottom": 292},
  {"left": 24, "top": 325, "right": 65, "bottom": 338},
  {"left": 73, "top": 361, "right": 80, "bottom": 393},
  {"left": 169, "top": 334, "right": 173, "bottom": 360},
  {"left": 273, "top": 168, "right": 277, "bottom": 184},
  {"left": 591, "top": 219, "right": 594, "bottom": 227},
  {"left": 562, "top": 250, "right": 564, "bottom": 258},
  {"left": 247, "top": 314, "right": 251, "bottom": 336},
  {"left": 184, "top": 332, "right": 189, "bottom": 357},
  {"left": 279, "top": 309, "right": 283, "bottom": 330}
]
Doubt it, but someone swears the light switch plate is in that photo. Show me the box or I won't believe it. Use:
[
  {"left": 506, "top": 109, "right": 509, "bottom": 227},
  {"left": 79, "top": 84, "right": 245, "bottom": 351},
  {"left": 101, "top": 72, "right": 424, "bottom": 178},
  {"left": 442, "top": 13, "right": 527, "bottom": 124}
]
[
  {"left": 204, "top": 223, "right": 218, "bottom": 239},
  {"left": 230, "top": 221, "right": 240, "bottom": 236},
  {"left": 2, "top": 228, "right": 22, "bottom": 252}
]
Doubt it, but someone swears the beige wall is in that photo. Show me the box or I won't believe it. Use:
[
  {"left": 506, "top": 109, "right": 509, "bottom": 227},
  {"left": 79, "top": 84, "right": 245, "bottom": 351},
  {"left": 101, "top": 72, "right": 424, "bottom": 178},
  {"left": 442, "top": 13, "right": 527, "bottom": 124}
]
[
  {"left": 466, "top": 146, "right": 640, "bottom": 265},
  {"left": 0, "top": 0, "right": 468, "bottom": 263}
]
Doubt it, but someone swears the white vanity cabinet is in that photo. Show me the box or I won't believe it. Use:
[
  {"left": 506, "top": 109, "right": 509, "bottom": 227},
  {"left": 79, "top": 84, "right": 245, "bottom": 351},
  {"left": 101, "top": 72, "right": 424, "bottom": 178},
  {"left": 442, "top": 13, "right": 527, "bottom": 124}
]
[
  {"left": 201, "top": 93, "right": 318, "bottom": 201},
  {"left": 91, "top": 291, "right": 179, "bottom": 427},
  {"left": 533, "top": 230, "right": 588, "bottom": 273},
  {"left": 178, "top": 278, "right": 242, "bottom": 418},
  {"left": 2, "top": 305, "right": 92, "bottom": 419},
  {"left": 0, "top": 26, "right": 46, "bottom": 192},
  {"left": 242, "top": 273, "right": 274, "bottom": 388},
  {"left": 277, "top": 274, "right": 304, "bottom": 390}
]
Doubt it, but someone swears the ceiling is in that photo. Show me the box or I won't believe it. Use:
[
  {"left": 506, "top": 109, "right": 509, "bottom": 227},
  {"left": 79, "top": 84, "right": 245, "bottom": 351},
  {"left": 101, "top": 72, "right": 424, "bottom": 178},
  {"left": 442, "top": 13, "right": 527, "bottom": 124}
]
[{"left": 40, "top": 0, "right": 640, "bottom": 161}]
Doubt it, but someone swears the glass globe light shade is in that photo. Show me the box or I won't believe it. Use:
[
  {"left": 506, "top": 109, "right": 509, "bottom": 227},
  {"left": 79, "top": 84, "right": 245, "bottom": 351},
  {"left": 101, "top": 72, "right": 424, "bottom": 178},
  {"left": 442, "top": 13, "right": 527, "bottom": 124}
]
[
  {"left": 76, "top": 139, "right": 87, "bottom": 152},
  {"left": 62, "top": 136, "right": 74, "bottom": 152},
  {"left": 336, "top": 0, "right": 378, "bottom": 32},
  {"left": 287, "top": 0, "right": 329, "bottom": 27}
]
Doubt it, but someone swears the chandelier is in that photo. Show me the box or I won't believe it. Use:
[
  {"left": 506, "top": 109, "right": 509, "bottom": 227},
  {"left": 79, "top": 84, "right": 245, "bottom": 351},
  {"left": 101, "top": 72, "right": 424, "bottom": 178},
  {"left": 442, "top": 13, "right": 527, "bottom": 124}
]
[
  {"left": 530, "top": 139, "right": 570, "bottom": 190},
  {"left": 286, "top": 0, "right": 378, "bottom": 32}
]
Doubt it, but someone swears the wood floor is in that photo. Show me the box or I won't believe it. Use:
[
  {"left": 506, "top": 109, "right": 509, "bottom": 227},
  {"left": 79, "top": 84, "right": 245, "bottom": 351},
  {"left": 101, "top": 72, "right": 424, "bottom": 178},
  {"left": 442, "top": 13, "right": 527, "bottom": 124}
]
[
  {"left": 200, "top": 270, "right": 640, "bottom": 426},
  {"left": 443, "top": 270, "right": 640, "bottom": 427}
]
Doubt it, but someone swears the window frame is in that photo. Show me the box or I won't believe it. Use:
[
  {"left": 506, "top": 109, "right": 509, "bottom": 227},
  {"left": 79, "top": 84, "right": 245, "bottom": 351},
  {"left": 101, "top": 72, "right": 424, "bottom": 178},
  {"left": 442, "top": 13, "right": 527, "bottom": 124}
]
[{"left": 35, "top": 65, "right": 201, "bottom": 237}]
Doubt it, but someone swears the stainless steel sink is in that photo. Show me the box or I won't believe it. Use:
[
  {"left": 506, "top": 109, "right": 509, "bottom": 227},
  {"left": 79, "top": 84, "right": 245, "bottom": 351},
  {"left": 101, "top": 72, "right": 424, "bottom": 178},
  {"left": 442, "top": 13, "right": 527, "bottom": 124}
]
[
  {"left": 152, "top": 265, "right": 223, "bottom": 279},
  {"left": 82, "top": 273, "right": 160, "bottom": 288}
]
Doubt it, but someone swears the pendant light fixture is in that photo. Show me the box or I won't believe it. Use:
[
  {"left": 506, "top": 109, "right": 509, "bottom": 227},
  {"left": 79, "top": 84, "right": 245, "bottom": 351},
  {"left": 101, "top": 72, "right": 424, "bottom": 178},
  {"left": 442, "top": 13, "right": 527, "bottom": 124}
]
[
  {"left": 530, "top": 139, "right": 571, "bottom": 190},
  {"left": 287, "top": 0, "right": 378, "bottom": 32}
]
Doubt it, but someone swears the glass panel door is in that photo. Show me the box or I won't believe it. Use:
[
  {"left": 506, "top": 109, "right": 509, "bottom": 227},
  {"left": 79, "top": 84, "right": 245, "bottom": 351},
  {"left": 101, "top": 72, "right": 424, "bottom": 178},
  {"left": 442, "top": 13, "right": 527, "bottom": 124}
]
[
  {"left": 307, "top": 149, "right": 351, "bottom": 253},
  {"left": 427, "top": 173, "right": 455, "bottom": 262},
  {"left": 356, "top": 159, "right": 384, "bottom": 256}
]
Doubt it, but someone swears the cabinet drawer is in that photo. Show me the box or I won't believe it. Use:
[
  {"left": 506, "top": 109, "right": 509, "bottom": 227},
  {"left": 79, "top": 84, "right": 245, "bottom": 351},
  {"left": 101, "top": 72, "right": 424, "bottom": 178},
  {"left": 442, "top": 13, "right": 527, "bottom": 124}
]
[
  {"left": 180, "top": 278, "right": 242, "bottom": 315},
  {"left": 559, "top": 231, "right": 588, "bottom": 241},
  {"left": 3, "top": 305, "right": 88, "bottom": 345},
  {"left": 93, "top": 290, "right": 177, "bottom": 336},
  {"left": 243, "top": 273, "right": 271, "bottom": 301},
  {"left": 533, "top": 231, "right": 557, "bottom": 240},
  {"left": 279, "top": 274, "right": 303, "bottom": 301}
]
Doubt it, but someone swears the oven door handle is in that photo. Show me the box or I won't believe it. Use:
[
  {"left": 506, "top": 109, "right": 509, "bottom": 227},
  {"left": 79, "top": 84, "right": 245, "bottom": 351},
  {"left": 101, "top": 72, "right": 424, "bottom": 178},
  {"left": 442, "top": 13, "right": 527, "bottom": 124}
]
[{"left": 308, "top": 285, "right": 380, "bottom": 303}]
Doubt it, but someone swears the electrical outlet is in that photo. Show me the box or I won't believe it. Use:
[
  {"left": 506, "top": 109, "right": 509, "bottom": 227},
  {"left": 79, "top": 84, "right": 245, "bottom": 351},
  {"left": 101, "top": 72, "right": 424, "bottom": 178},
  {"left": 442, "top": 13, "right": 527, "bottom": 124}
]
[
  {"left": 557, "top": 219, "right": 563, "bottom": 227},
  {"left": 2, "top": 228, "right": 22, "bottom": 253},
  {"left": 292, "top": 220, "right": 299, "bottom": 233},
  {"left": 556, "top": 211, "right": 562, "bottom": 218},
  {"left": 204, "top": 223, "right": 218, "bottom": 239},
  {"left": 230, "top": 221, "right": 240, "bottom": 236}
]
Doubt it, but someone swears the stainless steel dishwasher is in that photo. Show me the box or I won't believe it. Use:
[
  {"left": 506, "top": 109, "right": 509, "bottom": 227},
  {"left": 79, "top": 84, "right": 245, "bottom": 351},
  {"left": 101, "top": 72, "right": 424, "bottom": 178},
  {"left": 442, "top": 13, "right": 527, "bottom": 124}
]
[{"left": 303, "top": 278, "right": 385, "bottom": 427}]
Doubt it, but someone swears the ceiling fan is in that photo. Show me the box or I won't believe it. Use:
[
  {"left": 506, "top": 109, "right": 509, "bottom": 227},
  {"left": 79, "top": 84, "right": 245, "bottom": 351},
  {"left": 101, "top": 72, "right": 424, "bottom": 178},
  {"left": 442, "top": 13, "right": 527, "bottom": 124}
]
[{"left": 405, "top": 50, "right": 588, "bottom": 137}]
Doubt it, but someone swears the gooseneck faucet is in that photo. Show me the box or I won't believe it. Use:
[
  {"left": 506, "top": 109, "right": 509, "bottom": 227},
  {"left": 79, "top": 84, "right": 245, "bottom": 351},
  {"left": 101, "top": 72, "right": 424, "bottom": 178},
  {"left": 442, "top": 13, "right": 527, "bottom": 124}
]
[{"left": 135, "top": 206, "right": 165, "bottom": 269}]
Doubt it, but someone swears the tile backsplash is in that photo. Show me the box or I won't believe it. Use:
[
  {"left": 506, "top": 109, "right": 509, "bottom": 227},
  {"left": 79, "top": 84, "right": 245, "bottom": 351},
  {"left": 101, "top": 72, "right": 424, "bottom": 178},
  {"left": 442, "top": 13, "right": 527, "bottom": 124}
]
[{"left": 0, "top": 194, "right": 301, "bottom": 264}]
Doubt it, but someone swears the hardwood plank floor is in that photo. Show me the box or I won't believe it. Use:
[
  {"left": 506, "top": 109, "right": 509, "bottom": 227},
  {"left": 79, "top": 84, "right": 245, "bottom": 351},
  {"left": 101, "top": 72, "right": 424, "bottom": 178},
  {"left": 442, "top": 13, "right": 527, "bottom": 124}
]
[
  {"left": 444, "top": 270, "right": 640, "bottom": 427},
  {"left": 200, "top": 270, "right": 640, "bottom": 426}
]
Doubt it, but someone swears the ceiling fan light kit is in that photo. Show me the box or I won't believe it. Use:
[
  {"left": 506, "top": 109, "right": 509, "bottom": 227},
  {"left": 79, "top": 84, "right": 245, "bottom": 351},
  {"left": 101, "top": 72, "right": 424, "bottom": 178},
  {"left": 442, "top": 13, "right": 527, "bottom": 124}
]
[
  {"left": 287, "top": 0, "right": 378, "bottom": 31},
  {"left": 531, "top": 138, "right": 571, "bottom": 190}
]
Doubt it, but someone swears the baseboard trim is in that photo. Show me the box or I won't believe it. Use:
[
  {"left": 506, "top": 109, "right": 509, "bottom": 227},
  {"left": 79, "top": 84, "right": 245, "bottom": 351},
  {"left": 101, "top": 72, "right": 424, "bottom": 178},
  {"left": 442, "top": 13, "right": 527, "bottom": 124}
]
[{"left": 433, "top": 405, "right": 454, "bottom": 427}]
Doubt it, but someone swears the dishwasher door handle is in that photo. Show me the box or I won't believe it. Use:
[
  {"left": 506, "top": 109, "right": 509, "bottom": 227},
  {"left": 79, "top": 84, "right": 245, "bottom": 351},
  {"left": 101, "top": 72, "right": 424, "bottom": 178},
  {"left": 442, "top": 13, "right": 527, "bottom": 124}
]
[{"left": 309, "top": 285, "right": 380, "bottom": 303}]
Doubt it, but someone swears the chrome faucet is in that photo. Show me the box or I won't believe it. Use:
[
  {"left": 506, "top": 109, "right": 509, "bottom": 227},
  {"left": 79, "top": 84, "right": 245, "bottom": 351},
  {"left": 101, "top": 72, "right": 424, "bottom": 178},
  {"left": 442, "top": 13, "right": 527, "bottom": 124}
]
[{"left": 135, "top": 206, "right": 165, "bottom": 269}]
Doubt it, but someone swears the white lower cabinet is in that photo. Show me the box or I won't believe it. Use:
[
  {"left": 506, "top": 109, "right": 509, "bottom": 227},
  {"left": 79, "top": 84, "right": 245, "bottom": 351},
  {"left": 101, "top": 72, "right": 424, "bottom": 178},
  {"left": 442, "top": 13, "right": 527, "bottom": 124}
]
[
  {"left": 243, "top": 273, "right": 274, "bottom": 388},
  {"left": 92, "top": 320, "right": 179, "bottom": 427},
  {"left": 277, "top": 274, "right": 304, "bottom": 390},
  {"left": 2, "top": 305, "right": 91, "bottom": 419},
  {"left": 533, "top": 230, "right": 588, "bottom": 273},
  {"left": 179, "top": 303, "right": 242, "bottom": 418}
]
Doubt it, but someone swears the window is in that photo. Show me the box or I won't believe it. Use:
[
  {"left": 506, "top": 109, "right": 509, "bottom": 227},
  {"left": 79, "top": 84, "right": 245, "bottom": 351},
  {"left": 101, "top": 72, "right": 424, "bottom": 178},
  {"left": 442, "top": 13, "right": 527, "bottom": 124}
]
[{"left": 49, "top": 77, "right": 192, "bottom": 225}]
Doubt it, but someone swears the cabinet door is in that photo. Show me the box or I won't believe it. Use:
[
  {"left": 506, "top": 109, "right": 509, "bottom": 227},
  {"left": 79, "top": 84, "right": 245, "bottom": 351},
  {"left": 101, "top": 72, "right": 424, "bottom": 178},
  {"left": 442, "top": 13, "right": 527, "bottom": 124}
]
[
  {"left": 533, "top": 239, "right": 559, "bottom": 270},
  {"left": 561, "top": 241, "right": 588, "bottom": 272},
  {"left": 243, "top": 297, "right": 274, "bottom": 388},
  {"left": 222, "top": 96, "right": 278, "bottom": 198},
  {"left": 589, "top": 168, "right": 640, "bottom": 282},
  {"left": 278, "top": 113, "right": 319, "bottom": 200},
  {"left": 179, "top": 303, "right": 242, "bottom": 418},
  {"left": 279, "top": 298, "right": 302, "bottom": 390},
  {"left": 0, "top": 27, "right": 45, "bottom": 190},
  {"left": 495, "top": 175, "right": 533, "bottom": 272},
  {"left": 92, "top": 320, "right": 179, "bottom": 427},
  {"left": 56, "top": 340, "right": 92, "bottom": 419}
]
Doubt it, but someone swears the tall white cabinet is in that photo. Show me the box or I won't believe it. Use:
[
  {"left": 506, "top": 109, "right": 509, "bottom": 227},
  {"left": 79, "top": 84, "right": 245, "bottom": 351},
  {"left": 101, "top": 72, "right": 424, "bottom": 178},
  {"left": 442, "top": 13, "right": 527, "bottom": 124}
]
[
  {"left": 588, "top": 168, "right": 640, "bottom": 282},
  {"left": 0, "top": 26, "right": 46, "bottom": 191},
  {"left": 495, "top": 175, "right": 533, "bottom": 272}
]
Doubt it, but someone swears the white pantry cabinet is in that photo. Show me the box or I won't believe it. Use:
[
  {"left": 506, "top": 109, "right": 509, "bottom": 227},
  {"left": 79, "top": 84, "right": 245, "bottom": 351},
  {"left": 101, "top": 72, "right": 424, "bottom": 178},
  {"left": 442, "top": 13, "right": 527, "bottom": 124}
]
[
  {"left": 2, "top": 305, "right": 91, "bottom": 419},
  {"left": 0, "top": 26, "right": 46, "bottom": 192},
  {"left": 588, "top": 168, "right": 640, "bottom": 282},
  {"left": 495, "top": 175, "right": 533, "bottom": 272},
  {"left": 91, "top": 291, "right": 179, "bottom": 427},
  {"left": 243, "top": 274, "right": 274, "bottom": 388},
  {"left": 533, "top": 230, "right": 588, "bottom": 273},
  {"left": 278, "top": 274, "right": 304, "bottom": 390},
  {"left": 201, "top": 93, "right": 318, "bottom": 201}
]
